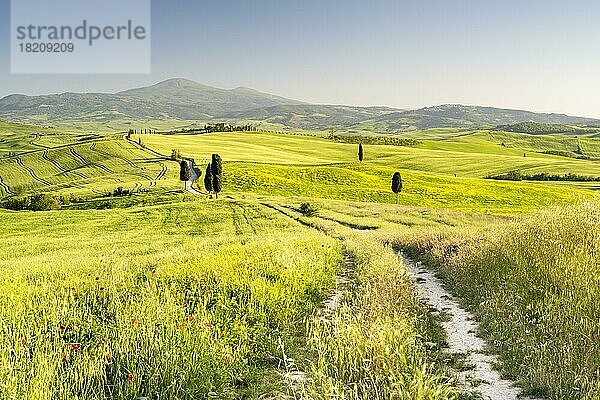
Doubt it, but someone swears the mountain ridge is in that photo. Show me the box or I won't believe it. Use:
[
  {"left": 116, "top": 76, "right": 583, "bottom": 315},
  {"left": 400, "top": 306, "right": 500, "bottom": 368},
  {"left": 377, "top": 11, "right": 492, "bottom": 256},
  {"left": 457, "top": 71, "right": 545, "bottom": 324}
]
[{"left": 1, "top": 79, "right": 599, "bottom": 132}]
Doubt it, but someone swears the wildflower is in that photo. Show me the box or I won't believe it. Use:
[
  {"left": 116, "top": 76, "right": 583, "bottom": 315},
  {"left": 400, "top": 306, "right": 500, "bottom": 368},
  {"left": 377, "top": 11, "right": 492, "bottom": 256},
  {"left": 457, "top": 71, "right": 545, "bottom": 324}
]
[
  {"left": 187, "top": 315, "right": 195, "bottom": 322},
  {"left": 62, "top": 353, "right": 71, "bottom": 361},
  {"left": 20, "top": 338, "right": 26, "bottom": 345},
  {"left": 203, "top": 321, "right": 213, "bottom": 328},
  {"left": 127, "top": 372, "right": 134, "bottom": 383},
  {"left": 105, "top": 353, "right": 111, "bottom": 361},
  {"left": 66, "top": 343, "right": 80, "bottom": 351},
  {"left": 131, "top": 318, "right": 138, "bottom": 325},
  {"left": 178, "top": 323, "right": 186, "bottom": 330}
]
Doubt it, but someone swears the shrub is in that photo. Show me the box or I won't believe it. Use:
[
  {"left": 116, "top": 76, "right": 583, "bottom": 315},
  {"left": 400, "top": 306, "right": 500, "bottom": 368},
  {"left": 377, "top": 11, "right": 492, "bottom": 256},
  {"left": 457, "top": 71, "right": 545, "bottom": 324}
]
[
  {"left": 299, "top": 202, "right": 319, "bottom": 217},
  {"left": 111, "top": 187, "right": 131, "bottom": 197},
  {"left": 1, "top": 194, "right": 61, "bottom": 211}
]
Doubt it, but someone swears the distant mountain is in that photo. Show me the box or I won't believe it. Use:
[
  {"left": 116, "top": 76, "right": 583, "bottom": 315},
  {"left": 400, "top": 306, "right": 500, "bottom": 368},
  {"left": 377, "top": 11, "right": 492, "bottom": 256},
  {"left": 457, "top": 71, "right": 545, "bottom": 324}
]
[
  {"left": 352, "top": 105, "right": 600, "bottom": 133},
  {"left": 225, "top": 104, "right": 401, "bottom": 130},
  {"left": 0, "top": 78, "right": 303, "bottom": 123},
  {"left": 1, "top": 81, "right": 600, "bottom": 132}
]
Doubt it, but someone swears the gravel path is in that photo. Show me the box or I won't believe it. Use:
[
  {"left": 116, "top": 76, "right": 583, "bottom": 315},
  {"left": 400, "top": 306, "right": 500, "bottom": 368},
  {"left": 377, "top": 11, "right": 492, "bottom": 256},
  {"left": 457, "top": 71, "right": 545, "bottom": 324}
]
[{"left": 401, "top": 254, "right": 542, "bottom": 400}]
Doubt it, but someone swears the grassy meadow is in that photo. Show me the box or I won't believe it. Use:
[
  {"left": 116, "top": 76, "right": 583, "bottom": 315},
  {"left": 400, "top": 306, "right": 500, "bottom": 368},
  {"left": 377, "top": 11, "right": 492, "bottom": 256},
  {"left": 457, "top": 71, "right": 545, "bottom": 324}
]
[
  {"left": 134, "top": 131, "right": 600, "bottom": 214},
  {"left": 392, "top": 203, "right": 600, "bottom": 399},
  {"left": 1, "top": 198, "right": 342, "bottom": 398},
  {"left": 0, "top": 196, "right": 465, "bottom": 399},
  {"left": 283, "top": 197, "right": 599, "bottom": 399},
  {"left": 1, "top": 120, "right": 600, "bottom": 399}
]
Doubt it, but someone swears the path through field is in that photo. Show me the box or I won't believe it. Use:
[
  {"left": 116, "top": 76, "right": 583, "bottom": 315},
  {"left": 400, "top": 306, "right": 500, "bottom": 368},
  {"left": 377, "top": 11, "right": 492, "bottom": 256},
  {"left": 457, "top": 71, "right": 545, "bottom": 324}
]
[
  {"left": 185, "top": 164, "right": 202, "bottom": 194},
  {"left": 283, "top": 253, "right": 355, "bottom": 389},
  {"left": 401, "top": 254, "right": 541, "bottom": 400}
]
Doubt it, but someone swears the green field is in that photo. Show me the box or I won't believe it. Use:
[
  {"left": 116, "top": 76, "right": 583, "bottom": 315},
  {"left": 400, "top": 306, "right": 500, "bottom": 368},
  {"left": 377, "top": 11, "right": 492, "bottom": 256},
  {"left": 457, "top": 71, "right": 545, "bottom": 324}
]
[
  {"left": 0, "top": 196, "right": 464, "bottom": 399},
  {"left": 0, "top": 136, "right": 177, "bottom": 198},
  {"left": 134, "top": 131, "right": 600, "bottom": 214},
  {"left": 1, "top": 120, "right": 600, "bottom": 399}
]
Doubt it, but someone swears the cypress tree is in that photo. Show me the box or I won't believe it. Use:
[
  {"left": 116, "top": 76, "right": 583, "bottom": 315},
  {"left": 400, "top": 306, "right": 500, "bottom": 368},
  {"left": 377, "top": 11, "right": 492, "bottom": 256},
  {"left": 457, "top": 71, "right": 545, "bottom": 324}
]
[
  {"left": 391, "top": 172, "right": 402, "bottom": 204},
  {"left": 211, "top": 154, "right": 223, "bottom": 198},
  {"left": 204, "top": 163, "right": 213, "bottom": 194},
  {"left": 180, "top": 160, "right": 191, "bottom": 184},
  {"left": 358, "top": 143, "right": 364, "bottom": 162}
]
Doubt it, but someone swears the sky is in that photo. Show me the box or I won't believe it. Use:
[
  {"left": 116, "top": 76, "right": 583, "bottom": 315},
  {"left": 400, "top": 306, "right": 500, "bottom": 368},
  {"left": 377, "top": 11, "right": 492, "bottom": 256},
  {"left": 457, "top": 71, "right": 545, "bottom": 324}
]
[{"left": 1, "top": 0, "right": 600, "bottom": 117}]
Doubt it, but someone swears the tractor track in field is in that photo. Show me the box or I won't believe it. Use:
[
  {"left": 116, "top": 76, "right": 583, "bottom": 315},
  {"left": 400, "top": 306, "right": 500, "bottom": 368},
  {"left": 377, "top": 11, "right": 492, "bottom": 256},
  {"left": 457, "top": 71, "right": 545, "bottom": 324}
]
[
  {"left": 69, "top": 147, "right": 87, "bottom": 165},
  {"left": 42, "top": 150, "right": 68, "bottom": 173},
  {"left": 69, "top": 167, "right": 88, "bottom": 180},
  {"left": 14, "top": 157, "right": 51, "bottom": 186},
  {"left": 43, "top": 150, "right": 85, "bottom": 180},
  {"left": 0, "top": 175, "right": 14, "bottom": 196},
  {"left": 140, "top": 173, "right": 153, "bottom": 181},
  {"left": 155, "top": 162, "right": 167, "bottom": 181},
  {"left": 95, "top": 163, "right": 113, "bottom": 174},
  {"left": 281, "top": 253, "right": 356, "bottom": 389},
  {"left": 91, "top": 142, "right": 138, "bottom": 169},
  {"left": 258, "top": 202, "right": 356, "bottom": 388},
  {"left": 29, "top": 141, "right": 49, "bottom": 149},
  {"left": 229, "top": 203, "right": 257, "bottom": 235},
  {"left": 401, "top": 254, "right": 542, "bottom": 400}
]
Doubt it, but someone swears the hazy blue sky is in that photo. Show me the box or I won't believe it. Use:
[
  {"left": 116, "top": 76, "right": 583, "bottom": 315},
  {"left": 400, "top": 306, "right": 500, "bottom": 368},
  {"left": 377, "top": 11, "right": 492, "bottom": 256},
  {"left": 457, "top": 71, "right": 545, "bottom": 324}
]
[{"left": 1, "top": 0, "right": 600, "bottom": 117}]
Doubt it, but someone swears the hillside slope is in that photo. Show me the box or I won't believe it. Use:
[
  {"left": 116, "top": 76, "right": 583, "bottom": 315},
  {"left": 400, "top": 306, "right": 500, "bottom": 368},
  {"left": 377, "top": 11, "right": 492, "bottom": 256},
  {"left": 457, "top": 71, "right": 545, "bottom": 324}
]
[
  {"left": 3, "top": 80, "right": 600, "bottom": 131},
  {"left": 353, "top": 105, "right": 600, "bottom": 133},
  {"left": 0, "top": 79, "right": 303, "bottom": 123}
]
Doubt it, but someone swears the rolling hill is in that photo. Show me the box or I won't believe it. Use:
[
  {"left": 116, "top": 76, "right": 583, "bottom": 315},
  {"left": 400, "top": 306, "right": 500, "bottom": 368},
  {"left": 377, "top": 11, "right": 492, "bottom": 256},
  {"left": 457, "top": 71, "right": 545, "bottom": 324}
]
[
  {"left": 224, "top": 104, "right": 400, "bottom": 130},
  {"left": 0, "top": 78, "right": 303, "bottom": 123},
  {"left": 2, "top": 80, "right": 600, "bottom": 132},
  {"left": 351, "top": 104, "right": 600, "bottom": 133}
]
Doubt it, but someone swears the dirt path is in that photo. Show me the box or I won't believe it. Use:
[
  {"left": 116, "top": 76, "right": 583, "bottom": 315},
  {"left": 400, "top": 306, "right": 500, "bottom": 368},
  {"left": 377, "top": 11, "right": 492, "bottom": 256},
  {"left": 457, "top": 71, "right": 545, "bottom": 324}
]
[
  {"left": 283, "top": 253, "right": 355, "bottom": 388},
  {"left": 123, "top": 135, "right": 168, "bottom": 159},
  {"left": 182, "top": 165, "right": 202, "bottom": 194},
  {"left": 401, "top": 254, "right": 541, "bottom": 400},
  {"left": 155, "top": 162, "right": 167, "bottom": 181}
]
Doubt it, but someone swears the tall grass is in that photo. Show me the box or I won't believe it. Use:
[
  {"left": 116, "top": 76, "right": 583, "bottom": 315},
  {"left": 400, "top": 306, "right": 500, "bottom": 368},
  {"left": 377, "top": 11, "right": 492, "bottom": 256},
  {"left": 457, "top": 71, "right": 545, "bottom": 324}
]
[
  {"left": 0, "top": 199, "right": 341, "bottom": 399},
  {"left": 302, "top": 237, "right": 458, "bottom": 399},
  {"left": 397, "top": 202, "right": 600, "bottom": 399}
]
